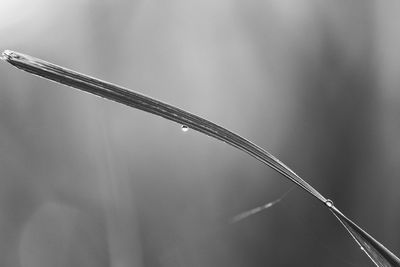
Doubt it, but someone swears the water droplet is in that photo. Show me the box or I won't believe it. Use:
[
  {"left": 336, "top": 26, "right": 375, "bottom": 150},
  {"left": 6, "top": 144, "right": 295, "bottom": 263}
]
[
  {"left": 360, "top": 246, "right": 365, "bottom": 251},
  {"left": 181, "top": 125, "right": 189, "bottom": 132},
  {"left": 325, "top": 199, "right": 334, "bottom": 208}
]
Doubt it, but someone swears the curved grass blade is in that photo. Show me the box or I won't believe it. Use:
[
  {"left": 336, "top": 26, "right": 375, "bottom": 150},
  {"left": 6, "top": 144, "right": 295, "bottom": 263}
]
[
  {"left": 0, "top": 50, "right": 325, "bottom": 203},
  {"left": 2, "top": 49, "right": 400, "bottom": 266}
]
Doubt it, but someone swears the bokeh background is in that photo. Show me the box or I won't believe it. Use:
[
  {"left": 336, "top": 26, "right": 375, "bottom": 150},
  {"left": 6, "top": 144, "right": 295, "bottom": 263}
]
[{"left": 1, "top": 0, "right": 400, "bottom": 266}]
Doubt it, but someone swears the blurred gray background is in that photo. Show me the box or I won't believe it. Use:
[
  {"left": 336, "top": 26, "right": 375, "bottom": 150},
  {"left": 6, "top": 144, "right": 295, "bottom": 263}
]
[{"left": 1, "top": 1, "right": 400, "bottom": 266}]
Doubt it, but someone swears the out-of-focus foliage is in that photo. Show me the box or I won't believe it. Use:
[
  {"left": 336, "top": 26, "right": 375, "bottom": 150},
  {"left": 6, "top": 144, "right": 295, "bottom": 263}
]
[{"left": 0, "top": 1, "right": 399, "bottom": 266}]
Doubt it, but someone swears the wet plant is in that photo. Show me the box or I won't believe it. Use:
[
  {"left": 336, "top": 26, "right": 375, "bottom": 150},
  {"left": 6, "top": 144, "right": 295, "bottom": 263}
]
[{"left": 2, "top": 50, "right": 399, "bottom": 267}]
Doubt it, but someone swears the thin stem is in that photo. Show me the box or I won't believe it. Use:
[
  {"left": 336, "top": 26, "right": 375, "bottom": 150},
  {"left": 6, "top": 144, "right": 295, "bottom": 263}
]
[
  {"left": 230, "top": 186, "right": 294, "bottom": 223},
  {"left": 329, "top": 206, "right": 400, "bottom": 267}
]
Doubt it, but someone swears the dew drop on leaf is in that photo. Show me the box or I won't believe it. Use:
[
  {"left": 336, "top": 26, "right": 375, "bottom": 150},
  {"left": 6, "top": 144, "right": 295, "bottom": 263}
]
[
  {"left": 181, "top": 125, "right": 189, "bottom": 132},
  {"left": 325, "top": 199, "right": 334, "bottom": 208}
]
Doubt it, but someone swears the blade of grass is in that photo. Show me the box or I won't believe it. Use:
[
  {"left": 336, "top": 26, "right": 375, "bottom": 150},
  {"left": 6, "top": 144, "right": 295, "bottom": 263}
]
[
  {"left": 2, "top": 49, "right": 399, "bottom": 266},
  {"left": 0, "top": 50, "right": 325, "bottom": 202},
  {"left": 329, "top": 206, "right": 400, "bottom": 267}
]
